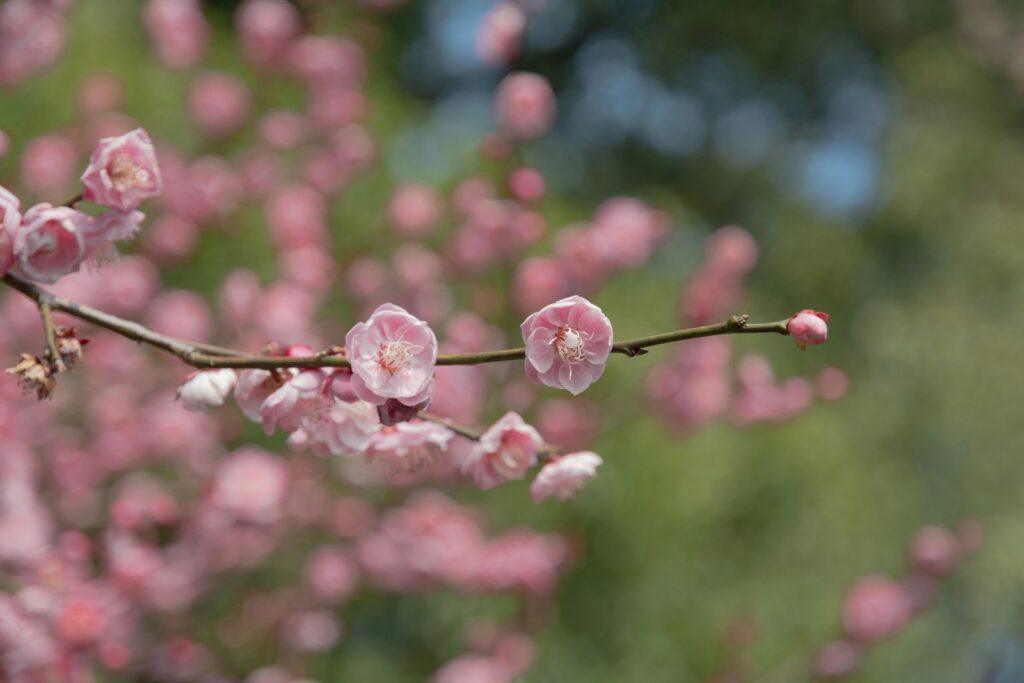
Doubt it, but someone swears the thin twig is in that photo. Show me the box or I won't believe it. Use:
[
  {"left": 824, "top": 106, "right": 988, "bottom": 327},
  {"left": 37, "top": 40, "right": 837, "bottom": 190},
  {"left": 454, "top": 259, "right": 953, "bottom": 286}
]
[
  {"left": 2, "top": 273, "right": 790, "bottom": 373},
  {"left": 37, "top": 302, "right": 65, "bottom": 372}
]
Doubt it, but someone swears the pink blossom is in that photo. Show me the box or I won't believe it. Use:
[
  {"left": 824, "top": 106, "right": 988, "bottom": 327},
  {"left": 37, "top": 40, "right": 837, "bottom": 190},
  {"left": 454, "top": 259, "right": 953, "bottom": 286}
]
[
  {"left": 346, "top": 303, "right": 438, "bottom": 406},
  {"left": 787, "top": 309, "right": 829, "bottom": 350},
  {"left": 186, "top": 72, "right": 252, "bottom": 139},
  {"left": 260, "top": 369, "right": 327, "bottom": 435},
  {"left": 176, "top": 369, "right": 237, "bottom": 411},
  {"left": 142, "top": 0, "right": 210, "bottom": 68},
  {"left": 81, "top": 128, "right": 162, "bottom": 212},
  {"left": 0, "top": 0, "right": 67, "bottom": 89},
  {"left": 234, "top": 370, "right": 285, "bottom": 422},
  {"left": 265, "top": 184, "right": 328, "bottom": 249},
  {"left": 259, "top": 110, "right": 307, "bottom": 149},
  {"left": 146, "top": 290, "right": 212, "bottom": 342},
  {"left": 387, "top": 182, "right": 443, "bottom": 237},
  {"left": 476, "top": 1, "right": 527, "bottom": 65},
  {"left": 144, "top": 212, "right": 199, "bottom": 263},
  {"left": 82, "top": 209, "right": 146, "bottom": 257},
  {"left": 11, "top": 203, "right": 87, "bottom": 283},
  {"left": 281, "top": 610, "right": 342, "bottom": 653},
  {"left": 236, "top": 0, "right": 302, "bottom": 68},
  {"left": 907, "top": 526, "right": 961, "bottom": 576},
  {"left": 529, "top": 451, "right": 602, "bottom": 502},
  {"left": 512, "top": 256, "right": 569, "bottom": 315},
  {"left": 304, "top": 546, "right": 360, "bottom": 604},
  {"left": 368, "top": 421, "right": 454, "bottom": 470},
  {"left": 816, "top": 366, "right": 849, "bottom": 401},
  {"left": 507, "top": 166, "right": 546, "bottom": 204},
  {"left": 305, "top": 395, "right": 381, "bottom": 456},
  {"left": 76, "top": 71, "right": 124, "bottom": 114},
  {"left": 20, "top": 134, "right": 77, "bottom": 198},
  {"left": 841, "top": 574, "right": 911, "bottom": 642},
  {"left": 521, "top": 295, "right": 613, "bottom": 395},
  {"left": 494, "top": 72, "right": 556, "bottom": 140},
  {"left": 211, "top": 448, "right": 288, "bottom": 524},
  {"left": 432, "top": 655, "right": 513, "bottom": 683},
  {"left": 460, "top": 412, "right": 544, "bottom": 489}
]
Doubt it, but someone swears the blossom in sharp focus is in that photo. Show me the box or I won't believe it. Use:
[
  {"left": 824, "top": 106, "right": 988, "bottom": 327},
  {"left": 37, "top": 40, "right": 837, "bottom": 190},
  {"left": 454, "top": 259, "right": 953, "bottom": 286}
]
[
  {"left": 346, "top": 303, "right": 438, "bottom": 406},
  {"left": 176, "top": 369, "right": 237, "bottom": 411},
  {"left": 11, "top": 203, "right": 88, "bottom": 284},
  {"left": 460, "top": 412, "right": 544, "bottom": 490},
  {"left": 81, "top": 128, "right": 162, "bottom": 212},
  {"left": 529, "top": 451, "right": 602, "bottom": 503},
  {"left": 787, "top": 309, "right": 829, "bottom": 350},
  {"left": 521, "top": 295, "right": 613, "bottom": 395}
]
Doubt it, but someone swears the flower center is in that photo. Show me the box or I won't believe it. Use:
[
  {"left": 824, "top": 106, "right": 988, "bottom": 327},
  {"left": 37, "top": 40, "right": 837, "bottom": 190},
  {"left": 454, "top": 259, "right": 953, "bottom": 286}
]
[
  {"left": 109, "top": 153, "right": 149, "bottom": 190},
  {"left": 551, "top": 326, "right": 586, "bottom": 363},
  {"left": 494, "top": 441, "right": 528, "bottom": 477},
  {"left": 376, "top": 341, "right": 419, "bottom": 374}
]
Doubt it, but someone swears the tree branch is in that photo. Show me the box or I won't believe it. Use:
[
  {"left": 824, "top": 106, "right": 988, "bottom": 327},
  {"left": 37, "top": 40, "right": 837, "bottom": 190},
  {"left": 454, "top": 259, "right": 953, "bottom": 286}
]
[{"left": 2, "top": 273, "right": 790, "bottom": 373}]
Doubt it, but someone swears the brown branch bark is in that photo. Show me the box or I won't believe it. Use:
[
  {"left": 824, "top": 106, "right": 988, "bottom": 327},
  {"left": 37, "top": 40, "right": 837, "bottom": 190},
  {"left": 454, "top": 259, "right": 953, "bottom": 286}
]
[{"left": 2, "top": 273, "right": 790, "bottom": 373}]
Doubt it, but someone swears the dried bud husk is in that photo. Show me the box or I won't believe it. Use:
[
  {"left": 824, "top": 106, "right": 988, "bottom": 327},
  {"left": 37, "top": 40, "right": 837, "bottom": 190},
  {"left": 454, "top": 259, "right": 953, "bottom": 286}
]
[{"left": 6, "top": 354, "right": 57, "bottom": 400}]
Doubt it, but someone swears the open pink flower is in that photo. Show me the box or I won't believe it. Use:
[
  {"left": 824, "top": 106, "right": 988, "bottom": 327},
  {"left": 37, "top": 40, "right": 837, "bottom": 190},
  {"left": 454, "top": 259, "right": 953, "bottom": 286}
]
[
  {"left": 346, "top": 303, "right": 438, "bottom": 406},
  {"left": 521, "top": 295, "right": 613, "bottom": 395},
  {"left": 529, "top": 451, "right": 602, "bottom": 502},
  {"left": 787, "top": 309, "right": 829, "bottom": 350},
  {"left": 234, "top": 369, "right": 285, "bottom": 422},
  {"left": 260, "top": 369, "right": 326, "bottom": 435},
  {"left": 460, "top": 412, "right": 544, "bottom": 489},
  {"left": 11, "top": 203, "right": 87, "bottom": 283},
  {"left": 176, "top": 369, "right": 237, "bottom": 411},
  {"left": 304, "top": 397, "right": 381, "bottom": 456},
  {"left": 368, "top": 420, "right": 454, "bottom": 469},
  {"left": 81, "top": 128, "right": 162, "bottom": 212}
]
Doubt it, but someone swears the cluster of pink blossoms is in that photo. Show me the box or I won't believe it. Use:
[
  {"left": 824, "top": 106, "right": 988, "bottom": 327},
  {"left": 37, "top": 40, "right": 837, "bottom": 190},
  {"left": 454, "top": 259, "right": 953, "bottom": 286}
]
[
  {"left": 0, "top": 0, "right": 846, "bottom": 680},
  {"left": 0, "top": 128, "right": 160, "bottom": 284}
]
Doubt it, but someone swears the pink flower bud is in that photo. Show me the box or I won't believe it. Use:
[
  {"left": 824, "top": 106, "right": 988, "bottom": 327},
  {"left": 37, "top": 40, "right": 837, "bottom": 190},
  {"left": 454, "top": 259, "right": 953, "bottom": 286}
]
[
  {"left": 787, "top": 309, "right": 829, "bottom": 350},
  {"left": 80, "top": 128, "right": 162, "bottom": 212},
  {"left": 494, "top": 72, "right": 556, "bottom": 140},
  {"left": 346, "top": 303, "right": 438, "bottom": 407},
  {"left": 460, "top": 412, "right": 544, "bottom": 489},
  {"left": 176, "top": 369, "right": 237, "bottom": 411},
  {"left": 521, "top": 295, "right": 613, "bottom": 395},
  {"left": 529, "top": 451, "right": 602, "bottom": 502}
]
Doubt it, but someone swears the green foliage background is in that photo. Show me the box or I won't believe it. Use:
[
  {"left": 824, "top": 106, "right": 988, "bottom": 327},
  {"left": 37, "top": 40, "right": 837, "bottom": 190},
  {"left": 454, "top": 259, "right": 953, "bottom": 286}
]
[{"left": 2, "top": 1, "right": 1023, "bottom": 681}]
